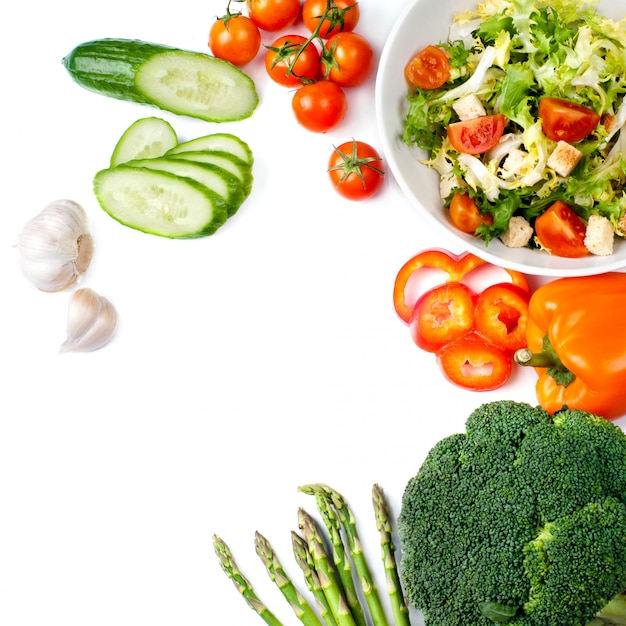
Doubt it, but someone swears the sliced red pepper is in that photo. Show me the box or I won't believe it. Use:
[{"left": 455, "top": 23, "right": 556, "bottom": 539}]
[
  {"left": 437, "top": 332, "right": 512, "bottom": 391},
  {"left": 409, "top": 282, "right": 476, "bottom": 353},
  {"left": 474, "top": 283, "right": 530, "bottom": 354},
  {"left": 393, "top": 248, "right": 529, "bottom": 324}
]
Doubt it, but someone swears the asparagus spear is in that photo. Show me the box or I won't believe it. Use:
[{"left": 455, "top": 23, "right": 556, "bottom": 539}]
[
  {"left": 292, "top": 530, "right": 338, "bottom": 626},
  {"left": 213, "top": 534, "right": 285, "bottom": 626},
  {"left": 298, "top": 507, "right": 358, "bottom": 626},
  {"left": 300, "top": 484, "right": 390, "bottom": 626},
  {"left": 255, "top": 531, "right": 325, "bottom": 626},
  {"left": 314, "top": 492, "right": 367, "bottom": 626},
  {"left": 372, "top": 484, "right": 412, "bottom": 626}
]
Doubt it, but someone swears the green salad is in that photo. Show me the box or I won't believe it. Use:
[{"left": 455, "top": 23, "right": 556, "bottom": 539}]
[{"left": 402, "top": 0, "right": 626, "bottom": 258}]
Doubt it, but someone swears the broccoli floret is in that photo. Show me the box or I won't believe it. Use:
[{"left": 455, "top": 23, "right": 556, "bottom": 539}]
[{"left": 398, "top": 400, "right": 626, "bottom": 626}]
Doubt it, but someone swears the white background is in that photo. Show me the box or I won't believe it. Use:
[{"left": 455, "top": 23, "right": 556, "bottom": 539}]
[{"left": 2, "top": 1, "right": 625, "bottom": 625}]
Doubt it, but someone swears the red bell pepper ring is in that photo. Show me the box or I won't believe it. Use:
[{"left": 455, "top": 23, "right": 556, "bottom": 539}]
[
  {"left": 474, "top": 283, "right": 530, "bottom": 354},
  {"left": 437, "top": 332, "right": 513, "bottom": 391},
  {"left": 393, "top": 248, "right": 529, "bottom": 324},
  {"left": 409, "top": 282, "right": 476, "bottom": 353}
]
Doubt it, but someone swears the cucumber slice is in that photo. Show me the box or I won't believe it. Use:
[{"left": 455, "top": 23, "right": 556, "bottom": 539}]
[
  {"left": 167, "top": 150, "right": 253, "bottom": 197},
  {"left": 93, "top": 166, "right": 228, "bottom": 238},
  {"left": 167, "top": 133, "right": 253, "bottom": 165},
  {"left": 125, "top": 157, "right": 245, "bottom": 215},
  {"left": 110, "top": 117, "right": 178, "bottom": 166}
]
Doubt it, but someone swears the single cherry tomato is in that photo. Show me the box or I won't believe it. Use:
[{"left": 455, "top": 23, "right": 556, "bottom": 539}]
[
  {"left": 265, "top": 35, "right": 321, "bottom": 87},
  {"left": 292, "top": 80, "right": 348, "bottom": 133},
  {"left": 393, "top": 249, "right": 529, "bottom": 324},
  {"left": 409, "top": 282, "right": 476, "bottom": 353},
  {"left": 302, "top": 0, "right": 360, "bottom": 38},
  {"left": 447, "top": 114, "right": 506, "bottom": 155},
  {"left": 328, "top": 139, "right": 385, "bottom": 200},
  {"left": 209, "top": 14, "right": 261, "bottom": 67},
  {"left": 474, "top": 283, "right": 529, "bottom": 354},
  {"left": 534, "top": 200, "right": 588, "bottom": 258},
  {"left": 404, "top": 45, "right": 451, "bottom": 90},
  {"left": 538, "top": 97, "right": 600, "bottom": 143},
  {"left": 448, "top": 192, "right": 494, "bottom": 234},
  {"left": 246, "top": 0, "right": 300, "bottom": 31},
  {"left": 437, "top": 332, "right": 512, "bottom": 391},
  {"left": 323, "top": 32, "right": 375, "bottom": 87}
]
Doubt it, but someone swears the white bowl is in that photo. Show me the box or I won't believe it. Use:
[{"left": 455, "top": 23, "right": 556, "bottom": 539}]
[{"left": 375, "top": 0, "right": 626, "bottom": 276}]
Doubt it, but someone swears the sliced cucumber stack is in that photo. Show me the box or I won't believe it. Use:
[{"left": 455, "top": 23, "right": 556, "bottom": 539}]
[{"left": 93, "top": 121, "right": 254, "bottom": 238}]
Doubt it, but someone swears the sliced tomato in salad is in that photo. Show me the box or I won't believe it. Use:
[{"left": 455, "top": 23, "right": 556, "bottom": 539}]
[
  {"left": 447, "top": 114, "right": 506, "bottom": 155},
  {"left": 534, "top": 200, "right": 588, "bottom": 258},
  {"left": 538, "top": 98, "right": 600, "bottom": 143},
  {"left": 404, "top": 45, "right": 451, "bottom": 90},
  {"left": 448, "top": 192, "right": 493, "bottom": 233}
]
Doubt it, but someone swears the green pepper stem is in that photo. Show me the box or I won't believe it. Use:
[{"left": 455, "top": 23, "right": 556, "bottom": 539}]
[{"left": 514, "top": 348, "right": 560, "bottom": 368}]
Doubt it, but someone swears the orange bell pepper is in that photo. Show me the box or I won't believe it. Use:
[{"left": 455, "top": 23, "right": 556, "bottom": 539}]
[{"left": 515, "top": 272, "right": 626, "bottom": 420}]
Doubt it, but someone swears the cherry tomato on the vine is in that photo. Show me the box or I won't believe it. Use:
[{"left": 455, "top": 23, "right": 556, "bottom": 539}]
[
  {"left": 246, "top": 0, "right": 300, "bottom": 32},
  {"left": 538, "top": 97, "right": 600, "bottom": 143},
  {"left": 448, "top": 192, "right": 493, "bottom": 234},
  {"left": 405, "top": 45, "right": 450, "bottom": 90},
  {"left": 209, "top": 14, "right": 261, "bottom": 67},
  {"left": 292, "top": 80, "right": 348, "bottom": 133},
  {"left": 265, "top": 35, "right": 321, "bottom": 87},
  {"left": 302, "top": 0, "right": 361, "bottom": 39},
  {"left": 328, "top": 140, "right": 385, "bottom": 200},
  {"left": 323, "top": 32, "right": 375, "bottom": 87},
  {"left": 534, "top": 200, "right": 588, "bottom": 258},
  {"left": 447, "top": 114, "right": 506, "bottom": 155}
]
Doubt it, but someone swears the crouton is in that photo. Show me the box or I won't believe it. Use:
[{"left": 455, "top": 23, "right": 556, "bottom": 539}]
[
  {"left": 547, "top": 141, "right": 583, "bottom": 177},
  {"left": 500, "top": 215, "right": 534, "bottom": 248},
  {"left": 584, "top": 214, "right": 614, "bottom": 256},
  {"left": 452, "top": 94, "right": 487, "bottom": 121}
]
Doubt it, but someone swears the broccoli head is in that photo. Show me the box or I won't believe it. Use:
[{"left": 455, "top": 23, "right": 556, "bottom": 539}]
[{"left": 398, "top": 400, "right": 626, "bottom": 626}]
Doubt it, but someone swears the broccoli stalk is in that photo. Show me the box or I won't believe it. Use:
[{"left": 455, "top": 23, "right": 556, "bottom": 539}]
[{"left": 593, "top": 593, "right": 626, "bottom": 625}]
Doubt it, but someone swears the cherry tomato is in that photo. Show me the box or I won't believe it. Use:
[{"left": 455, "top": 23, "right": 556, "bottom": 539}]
[
  {"left": 474, "top": 283, "right": 529, "bottom": 354},
  {"left": 447, "top": 114, "right": 506, "bottom": 155},
  {"left": 292, "top": 81, "right": 348, "bottom": 133},
  {"left": 323, "top": 32, "right": 375, "bottom": 87},
  {"left": 539, "top": 97, "right": 600, "bottom": 143},
  {"left": 328, "top": 140, "right": 385, "bottom": 200},
  {"left": 534, "top": 200, "right": 588, "bottom": 258},
  {"left": 209, "top": 14, "right": 261, "bottom": 67},
  {"left": 437, "top": 332, "right": 512, "bottom": 391},
  {"left": 404, "top": 45, "right": 451, "bottom": 90},
  {"left": 246, "top": 0, "right": 300, "bottom": 31},
  {"left": 409, "top": 282, "right": 476, "bottom": 353},
  {"left": 265, "top": 35, "right": 321, "bottom": 87},
  {"left": 448, "top": 192, "right": 493, "bottom": 234},
  {"left": 302, "top": 0, "right": 360, "bottom": 38}
]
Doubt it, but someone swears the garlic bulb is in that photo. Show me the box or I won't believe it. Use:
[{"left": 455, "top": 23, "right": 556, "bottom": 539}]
[
  {"left": 16, "top": 199, "right": 94, "bottom": 292},
  {"left": 60, "top": 288, "right": 118, "bottom": 353}
]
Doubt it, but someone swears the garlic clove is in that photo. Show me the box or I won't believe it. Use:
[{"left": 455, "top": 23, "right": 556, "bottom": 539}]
[
  {"left": 16, "top": 199, "right": 94, "bottom": 292},
  {"left": 60, "top": 288, "right": 118, "bottom": 353}
]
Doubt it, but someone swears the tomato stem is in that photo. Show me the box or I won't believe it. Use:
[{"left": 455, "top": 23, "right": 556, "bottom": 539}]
[{"left": 328, "top": 138, "right": 385, "bottom": 188}]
